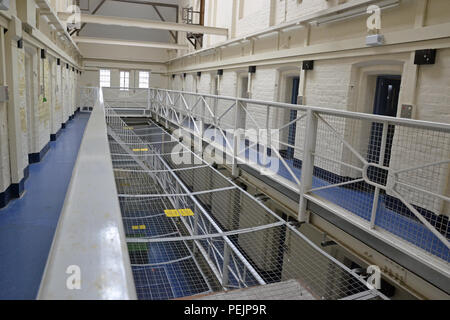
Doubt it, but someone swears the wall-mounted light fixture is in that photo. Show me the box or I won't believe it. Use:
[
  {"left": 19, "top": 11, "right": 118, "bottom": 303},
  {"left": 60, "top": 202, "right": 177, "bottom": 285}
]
[
  {"left": 302, "top": 60, "right": 314, "bottom": 71},
  {"left": 414, "top": 49, "right": 437, "bottom": 65}
]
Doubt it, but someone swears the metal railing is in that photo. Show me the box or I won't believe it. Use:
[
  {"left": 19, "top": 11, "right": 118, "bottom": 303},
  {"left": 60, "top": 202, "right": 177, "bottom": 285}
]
[
  {"left": 103, "top": 87, "right": 450, "bottom": 270},
  {"left": 38, "top": 88, "right": 136, "bottom": 300},
  {"left": 104, "top": 96, "right": 387, "bottom": 300}
]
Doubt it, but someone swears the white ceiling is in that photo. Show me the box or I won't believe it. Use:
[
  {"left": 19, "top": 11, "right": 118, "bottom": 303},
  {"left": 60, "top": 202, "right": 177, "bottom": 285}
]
[
  {"left": 74, "top": 0, "right": 181, "bottom": 62},
  {"left": 78, "top": 0, "right": 179, "bottom": 43}
]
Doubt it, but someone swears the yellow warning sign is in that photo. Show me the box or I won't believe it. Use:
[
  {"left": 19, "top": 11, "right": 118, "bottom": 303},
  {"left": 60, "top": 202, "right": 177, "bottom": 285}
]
[
  {"left": 133, "top": 148, "right": 149, "bottom": 152},
  {"left": 164, "top": 209, "right": 195, "bottom": 218},
  {"left": 132, "top": 225, "right": 147, "bottom": 230},
  {"left": 123, "top": 127, "right": 134, "bottom": 130}
]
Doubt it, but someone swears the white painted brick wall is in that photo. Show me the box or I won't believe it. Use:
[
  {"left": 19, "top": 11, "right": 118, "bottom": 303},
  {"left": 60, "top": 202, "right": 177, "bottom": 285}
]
[
  {"left": 387, "top": 48, "right": 450, "bottom": 216},
  {"left": 216, "top": 71, "right": 237, "bottom": 129},
  {"left": 245, "top": 68, "right": 277, "bottom": 134},
  {"left": 0, "top": 102, "right": 11, "bottom": 192},
  {"left": 278, "top": 0, "right": 342, "bottom": 24},
  {"left": 293, "top": 61, "right": 352, "bottom": 176},
  {"left": 197, "top": 72, "right": 213, "bottom": 94},
  {"left": 55, "top": 65, "right": 63, "bottom": 128},
  {"left": 235, "top": 0, "right": 272, "bottom": 38},
  {"left": 185, "top": 74, "right": 196, "bottom": 92},
  {"left": 17, "top": 49, "right": 29, "bottom": 168},
  {"left": 177, "top": 0, "right": 344, "bottom": 56},
  {"left": 50, "top": 62, "right": 59, "bottom": 134},
  {"left": 167, "top": 54, "right": 450, "bottom": 217},
  {"left": 150, "top": 73, "right": 168, "bottom": 89},
  {"left": 416, "top": 49, "right": 450, "bottom": 124},
  {"left": 62, "top": 67, "right": 70, "bottom": 123},
  {"left": 36, "top": 59, "right": 51, "bottom": 152}
]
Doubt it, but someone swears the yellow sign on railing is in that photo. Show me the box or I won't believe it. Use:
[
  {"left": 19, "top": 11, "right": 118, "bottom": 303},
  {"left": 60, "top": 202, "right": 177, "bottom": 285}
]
[{"left": 164, "top": 209, "right": 195, "bottom": 218}]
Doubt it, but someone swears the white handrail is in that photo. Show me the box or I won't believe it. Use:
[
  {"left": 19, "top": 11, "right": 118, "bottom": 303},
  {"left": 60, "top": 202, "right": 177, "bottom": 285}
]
[{"left": 38, "top": 89, "right": 137, "bottom": 300}]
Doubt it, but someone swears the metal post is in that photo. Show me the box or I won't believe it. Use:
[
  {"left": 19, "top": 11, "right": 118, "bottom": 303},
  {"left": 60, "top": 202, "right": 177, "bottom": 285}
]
[
  {"left": 147, "top": 88, "right": 151, "bottom": 117},
  {"left": 164, "top": 90, "right": 169, "bottom": 128},
  {"left": 232, "top": 133, "right": 239, "bottom": 177},
  {"left": 232, "top": 98, "right": 241, "bottom": 177},
  {"left": 221, "top": 243, "right": 231, "bottom": 288},
  {"left": 299, "top": 109, "right": 318, "bottom": 222},
  {"left": 193, "top": 204, "right": 200, "bottom": 254},
  {"left": 370, "top": 121, "right": 389, "bottom": 229},
  {"left": 264, "top": 106, "right": 271, "bottom": 168}
]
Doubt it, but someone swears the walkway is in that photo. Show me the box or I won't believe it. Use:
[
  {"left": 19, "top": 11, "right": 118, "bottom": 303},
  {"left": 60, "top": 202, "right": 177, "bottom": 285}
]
[{"left": 0, "top": 112, "right": 90, "bottom": 299}]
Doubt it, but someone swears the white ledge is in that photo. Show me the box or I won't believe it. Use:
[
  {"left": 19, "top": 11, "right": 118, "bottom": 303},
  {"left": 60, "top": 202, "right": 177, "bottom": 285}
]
[{"left": 38, "top": 92, "right": 136, "bottom": 300}]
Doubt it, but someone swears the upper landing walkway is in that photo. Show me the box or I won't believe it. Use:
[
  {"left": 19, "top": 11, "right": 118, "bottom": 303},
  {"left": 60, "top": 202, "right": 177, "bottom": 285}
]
[
  {"left": 34, "top": 87, "right": 450, "bottom": 300},
  {"left": 0, "top": 112, "right": 90, "bottom": 299},
  {"left": 102, "top": 87, "right": 450, "bottom": 296}
]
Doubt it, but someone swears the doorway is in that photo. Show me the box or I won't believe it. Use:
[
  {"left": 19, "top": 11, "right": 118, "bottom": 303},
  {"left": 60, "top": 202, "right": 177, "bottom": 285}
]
[{"left": 367, "top": 75, "right": 401, "bottom": 185}]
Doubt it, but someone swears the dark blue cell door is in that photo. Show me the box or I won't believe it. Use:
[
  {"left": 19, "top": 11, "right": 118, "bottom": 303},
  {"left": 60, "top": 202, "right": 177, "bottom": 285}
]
[
  {"left": 286, "top": 77, "right": 300, "bottom": 159},
  {"left": 367, "top": 75, "right": 401, "bottom": 185}
]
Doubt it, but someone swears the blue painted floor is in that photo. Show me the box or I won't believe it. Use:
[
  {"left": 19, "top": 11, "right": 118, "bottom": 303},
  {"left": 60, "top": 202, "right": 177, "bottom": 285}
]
[{"left": 0, "top": 113, "right": 90, "bottom": 300}]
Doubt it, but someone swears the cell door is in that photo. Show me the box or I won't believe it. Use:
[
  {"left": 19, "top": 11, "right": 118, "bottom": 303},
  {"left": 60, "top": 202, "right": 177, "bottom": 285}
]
[{"left": 367, "top": 75, "right": 401, "bottom": 185}]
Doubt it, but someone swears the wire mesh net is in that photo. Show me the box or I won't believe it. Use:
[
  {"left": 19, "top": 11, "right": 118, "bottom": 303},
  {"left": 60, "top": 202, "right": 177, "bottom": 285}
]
[
  {"left": 104, "top": 105, "right": 384, "bottom": 301},
  {"left": 309, "top": 113, "right": 450, "bottom": 262}
]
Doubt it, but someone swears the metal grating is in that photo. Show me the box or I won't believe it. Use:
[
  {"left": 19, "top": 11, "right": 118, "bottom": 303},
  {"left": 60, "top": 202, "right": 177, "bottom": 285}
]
[{"left": 105, "top": 104, "right": 386, "bottom": 301}]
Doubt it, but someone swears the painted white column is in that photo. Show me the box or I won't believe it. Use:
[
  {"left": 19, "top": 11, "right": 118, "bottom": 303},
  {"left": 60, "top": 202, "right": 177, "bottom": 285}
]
[
  {"left": 397, "top": 0, "right": 429, "bottom": 119},
  {"left": 5, "top": 25, "right": 26, "bottom": 184},
  {"left": 50, "top": 58, "right": 57, "bottom": 135},
  {"left": 298, "top": 68, "right": 307, "bottom": 105},
  {"left": 398, "top": 53, "right": 418, "bottom": 119},
  {"left": 55, "top": 62, "right": 63, "bottom": 128},
  {"left": 61, "top": 65, "right": 67, "bottom": 124},
  {"left": 0, "top": 26, "right": 11, "bottom": 193}
]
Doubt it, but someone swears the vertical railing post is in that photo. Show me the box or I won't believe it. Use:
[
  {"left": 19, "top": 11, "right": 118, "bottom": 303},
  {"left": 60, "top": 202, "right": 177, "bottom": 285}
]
[
  {"left": 232, "top": 98, "right": 241, "bottom": 178},
  {"left": 232, "top": 133, "right": 239, "bottom": 177},
  {"left": 221, "top": 243, "right": 231, "bottom": 288},
  {"left": 299, "top": 109, "right": 318, "bottom": 222},
  {"left": 193, "top": 204, "right": 200, "bottom": 255},
  {"left": 198, "top": 109, "right": 205, "bottom": 158},
  {"left": 147, "top": 88, "right": 151, "bottom": 117},
  {"left": 370, "top": 121, "right": 389, "bottom": 229},
  {"left": 264, "top": 105, "right": 271, "bottom": 169},
  {"left": 155, "top": 90, "right": 159, "bottom": 123},
  {"left": 164, "top": 91, "right": 169, "bottom": 128}
]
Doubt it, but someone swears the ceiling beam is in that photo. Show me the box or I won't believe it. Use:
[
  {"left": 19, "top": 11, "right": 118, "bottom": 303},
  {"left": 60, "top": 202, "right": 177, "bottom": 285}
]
[
  {"left": 58, "top": 12, "right": 229, "bottom": 36},
  {"left": 73, "top": 0, "right": 108, "bottom": 36},
  {"left": 109, "top": 0, "right": 179, "bottom": 10},
  {"left": 73, "top": 36, "right": 188, "bottom": 50},
  {"left": 151, "top": 4, "right": 177, "bottom": 42}
]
